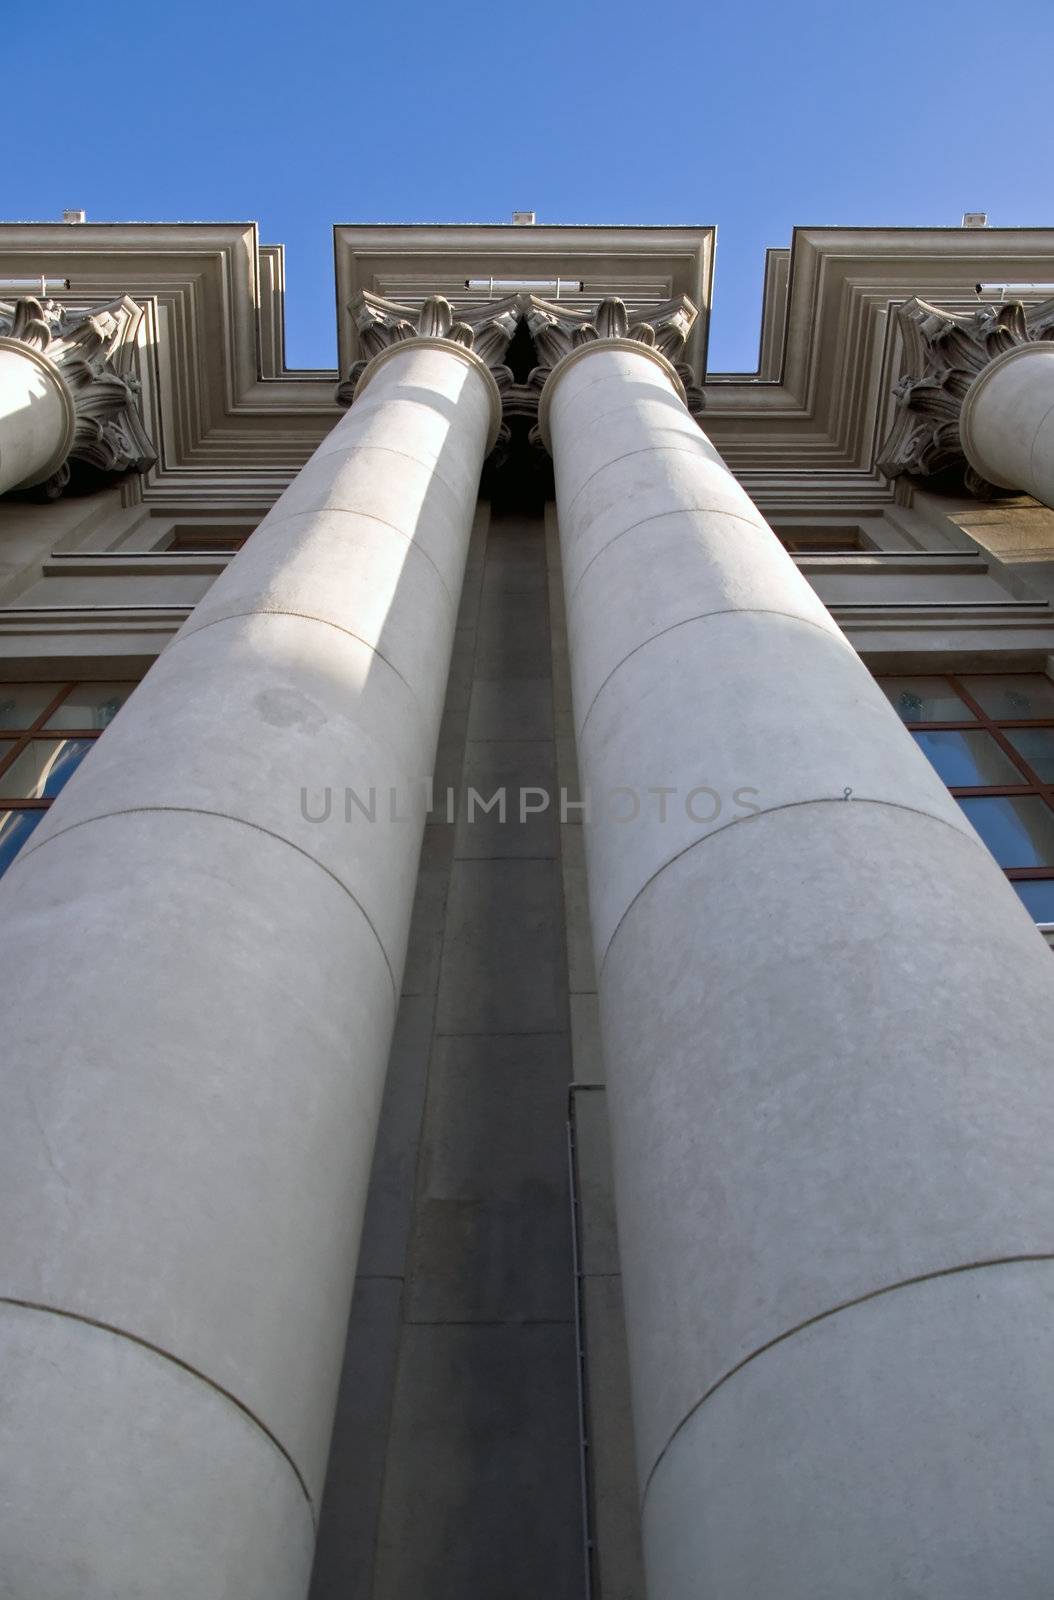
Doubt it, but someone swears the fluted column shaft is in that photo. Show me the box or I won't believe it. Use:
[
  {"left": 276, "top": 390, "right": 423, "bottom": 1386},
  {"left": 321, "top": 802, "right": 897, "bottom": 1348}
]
[
  {"left": 0, "top": 338, "right": 498, "bottom": 1598},
  {"left": 544, "top": 339, "right": 1054, "bottom": 1598},
  {"left": 961, "top": 339, "right": 1054, "bottom": 505},
  {"left": 0, "top": 339, "right": 74, "bottom": 492}
]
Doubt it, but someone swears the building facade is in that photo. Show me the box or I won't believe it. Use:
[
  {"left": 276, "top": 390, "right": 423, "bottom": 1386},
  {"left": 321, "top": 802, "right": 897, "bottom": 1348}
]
[{"left": 3, "top": 218, "right": 1054, "bottom": 1598}]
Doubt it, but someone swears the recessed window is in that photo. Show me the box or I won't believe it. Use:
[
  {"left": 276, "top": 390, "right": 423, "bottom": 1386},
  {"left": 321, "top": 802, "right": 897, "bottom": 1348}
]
[
  {"left": 0, "top": 681, "right": 137, "bottom": 879},
  {"left": 878, "top": 671, "right": 1054, "bottom": 924},
  {"left": 778, "top": 526, "right": 870, "bottom": 554},
  {"left": 167, "top": 525, "right": 251, "bottom": 552}
]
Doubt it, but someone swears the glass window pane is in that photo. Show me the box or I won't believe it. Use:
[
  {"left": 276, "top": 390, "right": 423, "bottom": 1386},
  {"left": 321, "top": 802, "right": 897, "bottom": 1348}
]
[
  {"left": 961, "top": 674, "right": 1054, "bottom": 720},
  {"left": 0, "top": 809, "right": 44, "bottom": 875},
  {"left": 1012, "top": 878, "right": 1054, "bottom": 924},
  {"left": 911, "top": 729, "right": 1022, "bottom": 787},
  {"left": 0, "top": 738, "right": 92, "bottom": 799},
  {"left": 958, "top": 795, "right": 1054, "bottom": 868},
  {"left": 0, "top": 684, "right": 63, "bottom": 731},
  {"left": 45, "top": 682, "right": 135, "bottom": 730},
  {"left": 1005, "top": 728, "right": 1054, "bottom": 783},
  {"left": 878, "top": 676, "right": 970, "bottom": 723}
]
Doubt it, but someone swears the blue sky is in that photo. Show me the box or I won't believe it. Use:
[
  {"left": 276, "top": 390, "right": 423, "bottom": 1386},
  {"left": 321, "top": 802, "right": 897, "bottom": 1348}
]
[{"left": 5, "top": 0, "right": 1053, "bottom": 372}]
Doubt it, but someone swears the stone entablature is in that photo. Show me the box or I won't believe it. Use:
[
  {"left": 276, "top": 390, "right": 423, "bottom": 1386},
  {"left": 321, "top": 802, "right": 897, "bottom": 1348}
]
[
  {"left": 879, "top": 295, "right": 1054, "bottom": 495},
  {"left": 3, "top": 221, "right": 1054, "bottom": 511}
]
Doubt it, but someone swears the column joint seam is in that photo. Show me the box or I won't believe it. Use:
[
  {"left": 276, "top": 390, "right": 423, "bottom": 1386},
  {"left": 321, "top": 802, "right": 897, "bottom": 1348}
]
[
  {"left": 9, "top": 805, "right": 399, "bottom": 1000},
  {"left": 1029, "top": 394, "right": 1054, "bottom": 487},
  {"left": 566, "top": 505, "right": 774, "bottom": 608},
  {"left": 577, "top": 606, "right": 838, "bottom": 741},
  {"left": 301, "top": 440, "right": 466, "bottom": 507},
  {"left": 639, "top": 1252, "right": 1054, "bottom": 1513},
  {"left": 558, "top": 392, "right": 693, "bottom": 444},
  {"left": 0, "top": 1294, "right": 318, "bottom": 1526},
  {"left": 563, "top": 443, "right": 712, "bottom": 520},
  {"left": 597, "top": 795, "right": 992, "bottom": 977},
  {"left": 245, "top": 505, "right": 457, "bottom": 611},
  {"left": 169, "top": 607, "right": 428, "bottom": 719},
  {"left": 554, "top": 358, "right": 669, "bottom": 417}
]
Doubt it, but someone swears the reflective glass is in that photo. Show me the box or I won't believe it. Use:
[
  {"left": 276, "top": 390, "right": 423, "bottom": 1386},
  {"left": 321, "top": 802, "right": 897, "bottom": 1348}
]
[
  {"left": 958, "top": 795, "right": 1054, "bottom": 868},
  {"left": 1012, "top": 878, "right": 1054, "bottom": 924},
  {"left": 877, "top": 677, "right": 970, "bottom": 723},
  {"left": 961, "top": 674, "right": 1054, "bottom": 720},
  {"left": 0, "top": 738, "right": 92, "bottom": 799},
  {"left": 0, "top": 684, "right": 61, "bottom": 730},
  {"left": 0, "top": 808, "right": 43, "bottom": 875},
  {"left": 44, "top": 682, "right": 135, "bottom": 730},
  {"left": 911, "top": 729, "right": 1021, "bottom": 787},
  {"left": 1005, "top": 727, "right": 1054, "bottom": 783}
]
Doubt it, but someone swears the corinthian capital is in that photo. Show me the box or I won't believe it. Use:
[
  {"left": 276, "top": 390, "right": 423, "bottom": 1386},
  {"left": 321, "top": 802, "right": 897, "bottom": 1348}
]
[
  {"left": 0, "top": 295, "right": 156, "bottom": 495},
  {"left": 878, "top": 296, "right": 1054, "bottom": 494},
  {"left": 336, "top": 291, "right": 520, "bottom": 405},
  {"left": 524, "top": 294, "right": 704, "bottom": 418}
]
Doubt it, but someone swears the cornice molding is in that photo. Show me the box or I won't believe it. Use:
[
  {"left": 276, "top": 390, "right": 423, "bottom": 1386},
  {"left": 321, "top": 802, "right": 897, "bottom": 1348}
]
[
  {"left": 332, "top": 224, "right": 714, "bottom": 382},
  {"left": 3, "top": 224, "right": 1054, "bottom": 513},
  {"left": 877, "top": 295, "right": 1054, "bottom": 495},
  {"left": 0, "top": 295, "right": 156, "bottom": 497}
]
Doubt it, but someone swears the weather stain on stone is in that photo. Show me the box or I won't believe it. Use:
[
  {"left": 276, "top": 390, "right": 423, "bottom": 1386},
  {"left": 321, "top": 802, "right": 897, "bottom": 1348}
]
[{"left": 254, "top": 688, "right": 327, "bottom": 731}]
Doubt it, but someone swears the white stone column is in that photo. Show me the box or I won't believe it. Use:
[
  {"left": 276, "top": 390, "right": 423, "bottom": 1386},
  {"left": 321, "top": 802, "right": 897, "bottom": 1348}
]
[
  {"left": 542, "top": 328, "right": 1054, "bottom": 1599},
  {"left": 0, "top": 327, "right": 499, "bottom": 1598},
  {"left": 960, "top": 341, "right": 1054, "bottom": 505},
  {"left": 0, "top": 339, "right": 74, "bottom": 493},
  {"left": 879, "top": 295, "right": 1054, "bottom": 507}
]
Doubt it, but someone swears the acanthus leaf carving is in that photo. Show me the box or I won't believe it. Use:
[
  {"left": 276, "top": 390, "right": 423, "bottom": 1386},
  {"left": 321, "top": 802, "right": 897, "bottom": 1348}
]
[
  {"left": 416, "top": 295, "right": 455, "bottom": 341},
  {"left": 674, "top": 361, "right": 706, "bottom": 420},
  {"left": 878, "top": 295, "right": 1054, "bottom": 494},
  {"left": 524, "top": 294, "right": 703, "bottom": 419},
  {"left": 338, "top": 290, "right": 520, "bottom": 411},
  {"left": 0, "top": 294, "right": 156, "bottom": 490},
  {"left": 338, "top": 290, "right": 705, "bottom": 442},
  {"left": 595, "top": 299, "right": 628, "bottom": 341}
]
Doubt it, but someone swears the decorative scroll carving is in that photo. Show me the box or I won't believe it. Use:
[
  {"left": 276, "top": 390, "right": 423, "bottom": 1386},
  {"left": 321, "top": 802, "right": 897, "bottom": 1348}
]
[
  {"left": 878, "top": 296, "right": 1054, "bottom": 495},
  {"left": 523, "top": 293, "right": 695, "bottom": 364},
  {"left": 0, "top": 295, "right": 156, "bottom": 495},
  {"left": 336, "top": 291, "right": 520, "bottom": 406},
  {"left": 522, "top": 293, "right": 704, "bottom": 420},
  {"left": 484, "top": 365, "right": 549, "bottom": 475},
  {"left": 336, "top": 291, "right": 704, "bottom": 471},
  {"left": 490, "top": 363, "right": 547, "bottom": 422}
]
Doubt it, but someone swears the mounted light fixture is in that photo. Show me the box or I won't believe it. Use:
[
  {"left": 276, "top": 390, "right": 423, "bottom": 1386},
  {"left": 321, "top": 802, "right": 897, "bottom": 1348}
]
[
  {"left": 464, "top": 276, "right": 585, "bottom": 299},
  {"left": 0, "top": 277, "right": 71, "bottom": 292},
  {"left": 976, "top": 282, "right": 1054, "bottom": 299}
]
